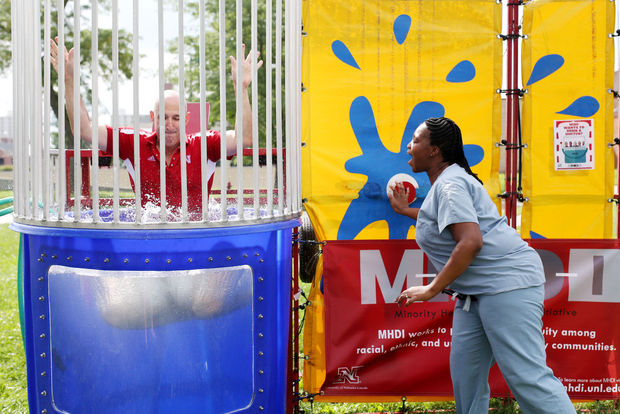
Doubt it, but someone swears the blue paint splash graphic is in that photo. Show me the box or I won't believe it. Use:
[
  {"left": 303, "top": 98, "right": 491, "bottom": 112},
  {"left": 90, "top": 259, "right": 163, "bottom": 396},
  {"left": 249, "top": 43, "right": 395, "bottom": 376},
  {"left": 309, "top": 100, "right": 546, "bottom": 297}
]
[
  {"left": 393, "top": 15, "right": 412, "bottom": 45},
  {"left": 446, "top": 60, "right": 476, "bottom": 83},
  {"left": 339, "top": 96, "right": 484, "bottom": 240},
  {"left": 331, "top": 40, "right": 360, "bottom": 70},
  {"left": 526, "top": 54, "right": 564, "bottom": 86},
  {"left": 556, "top": 96, "right": 599, "bottom": 118}
]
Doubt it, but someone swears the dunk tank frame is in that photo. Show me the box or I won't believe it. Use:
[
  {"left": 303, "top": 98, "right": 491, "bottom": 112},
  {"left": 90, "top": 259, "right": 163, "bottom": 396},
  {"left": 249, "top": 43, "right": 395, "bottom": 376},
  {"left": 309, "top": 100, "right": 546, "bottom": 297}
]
[{"left": 10, "top": 0, "right": 303, "bottom": 412}]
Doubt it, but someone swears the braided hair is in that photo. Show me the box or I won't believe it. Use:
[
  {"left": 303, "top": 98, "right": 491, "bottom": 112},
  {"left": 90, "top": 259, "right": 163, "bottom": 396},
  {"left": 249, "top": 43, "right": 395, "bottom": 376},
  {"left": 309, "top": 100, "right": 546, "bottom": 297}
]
[{"left": 425, "top": 117, "right": 483, "bottom": 185}]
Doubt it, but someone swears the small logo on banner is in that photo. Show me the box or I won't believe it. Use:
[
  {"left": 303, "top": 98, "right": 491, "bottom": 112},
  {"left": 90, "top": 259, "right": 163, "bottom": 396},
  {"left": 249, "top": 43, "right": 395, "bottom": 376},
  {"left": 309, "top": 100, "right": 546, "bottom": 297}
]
[{"left": 334, "top": 366, "right": 363, "bottom": 384}]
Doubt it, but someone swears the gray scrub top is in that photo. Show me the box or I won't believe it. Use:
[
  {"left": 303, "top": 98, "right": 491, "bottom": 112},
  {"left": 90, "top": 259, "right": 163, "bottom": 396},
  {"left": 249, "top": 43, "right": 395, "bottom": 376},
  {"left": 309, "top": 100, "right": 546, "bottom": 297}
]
[{"left": 415, "top": 164, "right": 545, "bottom": 296}]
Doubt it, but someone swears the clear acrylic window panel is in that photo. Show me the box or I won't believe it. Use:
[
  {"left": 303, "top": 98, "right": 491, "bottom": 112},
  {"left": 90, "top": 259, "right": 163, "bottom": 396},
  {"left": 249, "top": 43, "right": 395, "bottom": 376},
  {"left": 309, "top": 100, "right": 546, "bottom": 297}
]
[{"left": 48, "top": 265, "right": 254, "bottom": 413}]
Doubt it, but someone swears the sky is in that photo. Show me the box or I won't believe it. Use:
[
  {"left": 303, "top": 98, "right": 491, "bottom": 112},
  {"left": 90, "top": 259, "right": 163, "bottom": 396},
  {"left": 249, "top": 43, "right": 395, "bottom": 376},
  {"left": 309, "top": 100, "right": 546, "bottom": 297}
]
[
  {"left": 1, "top": 1, "right": 619, "bottom": 119},
  {"left": 0, "top": 0, "right": 199, "bottom": 121}
]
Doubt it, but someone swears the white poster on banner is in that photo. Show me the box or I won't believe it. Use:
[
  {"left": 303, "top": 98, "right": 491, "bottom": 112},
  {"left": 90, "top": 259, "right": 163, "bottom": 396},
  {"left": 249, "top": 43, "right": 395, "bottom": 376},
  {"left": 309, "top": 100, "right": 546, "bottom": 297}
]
[{"left": 554, "top": 119, "right": 594, "bottom": 170}]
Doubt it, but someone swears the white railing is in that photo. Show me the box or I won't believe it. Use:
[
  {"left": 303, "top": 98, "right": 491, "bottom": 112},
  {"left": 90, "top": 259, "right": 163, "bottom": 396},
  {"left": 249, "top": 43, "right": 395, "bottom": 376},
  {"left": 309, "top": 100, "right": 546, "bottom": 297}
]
[{"left": 11, "top": 0, "right": 302, "bottom": 228}]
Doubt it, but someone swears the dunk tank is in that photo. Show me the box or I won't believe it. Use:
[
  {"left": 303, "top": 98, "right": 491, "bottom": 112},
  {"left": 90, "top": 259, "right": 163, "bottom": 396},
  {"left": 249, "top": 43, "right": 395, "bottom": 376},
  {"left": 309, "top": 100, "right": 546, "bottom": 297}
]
[{"left": 10, "top": 0, "right": 302, "bottom": 412}]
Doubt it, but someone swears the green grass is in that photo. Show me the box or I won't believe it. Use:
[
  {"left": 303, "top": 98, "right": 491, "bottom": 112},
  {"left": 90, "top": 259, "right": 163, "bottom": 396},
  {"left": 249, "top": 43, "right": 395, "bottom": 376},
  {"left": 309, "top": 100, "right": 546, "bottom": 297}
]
[{"left": 0, "top": 224, "right": 28, "bottom": 413}]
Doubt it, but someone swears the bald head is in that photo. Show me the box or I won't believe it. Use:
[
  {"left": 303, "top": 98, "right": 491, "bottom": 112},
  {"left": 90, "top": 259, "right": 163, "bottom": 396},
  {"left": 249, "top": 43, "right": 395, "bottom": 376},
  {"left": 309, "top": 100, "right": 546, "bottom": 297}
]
[
  {"left": 150, "top": 90, "right": 189, "bottom": 151},
  {"left": 153, "top": 90, "right": 186, "bottom": 114}
]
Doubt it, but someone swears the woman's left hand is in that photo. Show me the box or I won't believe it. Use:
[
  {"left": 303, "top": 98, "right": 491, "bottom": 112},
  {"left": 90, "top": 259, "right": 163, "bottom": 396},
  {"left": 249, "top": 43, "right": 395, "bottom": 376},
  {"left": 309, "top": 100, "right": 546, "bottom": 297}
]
[{"left": 396, "top": 285, "right": 438, "bottom": 307}]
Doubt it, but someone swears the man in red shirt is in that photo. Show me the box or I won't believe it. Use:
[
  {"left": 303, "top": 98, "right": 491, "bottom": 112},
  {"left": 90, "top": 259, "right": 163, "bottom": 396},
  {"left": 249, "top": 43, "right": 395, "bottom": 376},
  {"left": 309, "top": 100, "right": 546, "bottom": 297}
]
[{"left": 51, "top": 38, "right": 262, "bottom": 217}]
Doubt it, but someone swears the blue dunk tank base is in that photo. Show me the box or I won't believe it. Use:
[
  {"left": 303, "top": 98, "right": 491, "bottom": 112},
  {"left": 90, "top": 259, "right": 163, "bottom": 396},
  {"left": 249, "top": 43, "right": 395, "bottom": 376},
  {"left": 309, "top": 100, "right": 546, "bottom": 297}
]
[{"left": 11, "top": 219, "right": 299, "bottom": 414}]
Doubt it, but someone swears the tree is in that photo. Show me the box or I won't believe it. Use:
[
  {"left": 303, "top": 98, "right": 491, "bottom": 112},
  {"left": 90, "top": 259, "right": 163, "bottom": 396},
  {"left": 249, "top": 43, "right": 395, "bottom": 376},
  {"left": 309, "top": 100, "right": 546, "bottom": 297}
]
[
  {"left": 0, "top": 1, "right": 134, "bottom": 147},
  {"left": 164, "top": 0, "right": 285, "bottom": 151},
  {"left": 0, "top": 2, "right": 11, "bottom": 75}
]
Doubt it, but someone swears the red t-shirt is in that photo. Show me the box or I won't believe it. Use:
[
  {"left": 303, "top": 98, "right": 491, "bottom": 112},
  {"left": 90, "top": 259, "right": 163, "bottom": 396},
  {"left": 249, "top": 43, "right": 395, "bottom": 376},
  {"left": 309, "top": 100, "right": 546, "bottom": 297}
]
[{"left": 105, "top": 126, "right": 224, "bottom": 215}]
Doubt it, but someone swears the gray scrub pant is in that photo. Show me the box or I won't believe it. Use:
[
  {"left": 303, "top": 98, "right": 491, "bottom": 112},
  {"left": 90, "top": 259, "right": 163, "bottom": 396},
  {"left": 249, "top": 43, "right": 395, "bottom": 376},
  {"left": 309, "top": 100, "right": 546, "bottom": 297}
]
[{"left": 450, "top": 285, "right": 576, "bottom": 414}]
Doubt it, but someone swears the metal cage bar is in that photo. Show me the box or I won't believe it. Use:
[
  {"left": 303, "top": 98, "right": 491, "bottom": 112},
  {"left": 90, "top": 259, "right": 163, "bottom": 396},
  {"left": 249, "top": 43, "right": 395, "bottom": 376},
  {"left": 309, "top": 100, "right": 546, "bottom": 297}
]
[{"left": 12, "top": 0, "right": 302, "bottom": 229}]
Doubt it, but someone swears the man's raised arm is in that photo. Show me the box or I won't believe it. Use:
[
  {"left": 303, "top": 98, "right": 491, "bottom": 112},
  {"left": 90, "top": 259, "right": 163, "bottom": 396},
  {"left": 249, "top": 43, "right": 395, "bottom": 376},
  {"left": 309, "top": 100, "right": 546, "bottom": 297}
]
[
  {"left": 50, "top": 38, "right": 108, "bottom": 152},
  {"left": 226, "top": 44, "right": 263, "bottom": 157}
]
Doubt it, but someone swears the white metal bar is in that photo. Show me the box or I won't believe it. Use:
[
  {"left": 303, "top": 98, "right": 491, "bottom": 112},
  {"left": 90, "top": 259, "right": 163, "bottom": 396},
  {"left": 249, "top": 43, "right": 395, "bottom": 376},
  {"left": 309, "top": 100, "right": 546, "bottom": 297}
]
[
  {"left": 73, "top": 0, "right": 82, "bottom": 221},
  {"left": 20, "top": 0, "right": 28, "bottom": 218},
  {"left": 265, "top": 0, "right": 273, "bottom": 217},
  {"left": 52, "top": 150, "right": 59, "bottom": 215},
  {"left": 199, "top": 0, "right": 208, "bottom": 221},
  {"left": 43, "top": 0, "right": 53, "bottom": 220},
  {"left": 158, "top": 0, "right": 167, "bottom": 222},
  {"left": 22, "top": 0, "right": 28, "bottom": 218},
  {"left": 25, "top": 0, "right": 33, "bottom": 219},
  {"left": 92, "top": 0, "right": 100, "bottom": 222},
  {"left": 11, "top": 0, "right": 20, "bottom": 216},
  {"left": 284, "top": 0, "right": 292, "bottom": 214},
  {"left": 57, "top": 0, "right": 66, "bottom": 220},
  {"left": 112, "top": 0, "right": 120, "bottom": 223},
  {"left": 275, "top": 0, "right": 284, "bottom": 216},
  {"left": 294, "top": 0, "right": 302, "bottom": 212},
  {"left": 178, "top": 0, "right": 188, "bottom": 222},
  {"left": 235, "top": 0, "right": 244, "bottom": 219},
  {"left": 53, "top": 150, "right": 60, "bottom": 215},
  {"left": 251, "top": 0, "right": 259, "bottom": 217},
  {"left": 219, "top": 0, "right": 228, "bottom": 221},
  {"left": 33, "top": 0, "right": 43, "bottom": 220},
  {"left": 132, "top": 0, "right": 141, "bottom": 224}
]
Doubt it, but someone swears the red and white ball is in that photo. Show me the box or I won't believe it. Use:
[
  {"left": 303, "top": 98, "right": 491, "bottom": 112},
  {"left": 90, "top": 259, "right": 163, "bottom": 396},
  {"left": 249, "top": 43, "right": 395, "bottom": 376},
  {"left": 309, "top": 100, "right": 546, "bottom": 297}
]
[{"left": 386, "top": 173, "right": 418, "bottom": 204}]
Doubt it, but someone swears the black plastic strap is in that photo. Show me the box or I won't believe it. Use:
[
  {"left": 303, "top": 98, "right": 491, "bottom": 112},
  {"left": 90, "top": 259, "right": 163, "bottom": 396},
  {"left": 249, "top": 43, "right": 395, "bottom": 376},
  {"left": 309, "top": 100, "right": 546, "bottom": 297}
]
[
  {"left": 497, "top": 191, "right": 529, "bottom": 202},
  {"left": 498, "top": 33, "right": 525, "bottom": 40},
  {"left": 497, "top": 88, "right": 526, "bottom": 96},
  {"left": 498, "top": 139, "right": 527, "bottom": 150}
]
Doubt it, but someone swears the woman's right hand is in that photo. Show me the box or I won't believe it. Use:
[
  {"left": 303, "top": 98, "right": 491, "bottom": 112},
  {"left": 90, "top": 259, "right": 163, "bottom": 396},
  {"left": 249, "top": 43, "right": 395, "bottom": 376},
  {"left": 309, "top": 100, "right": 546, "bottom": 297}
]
[
  {"left": 388, "top": 181, "right": 420, "bottom": 220},
  {"left": 388, "top": 182, "right": 409, "bottom": 214}
]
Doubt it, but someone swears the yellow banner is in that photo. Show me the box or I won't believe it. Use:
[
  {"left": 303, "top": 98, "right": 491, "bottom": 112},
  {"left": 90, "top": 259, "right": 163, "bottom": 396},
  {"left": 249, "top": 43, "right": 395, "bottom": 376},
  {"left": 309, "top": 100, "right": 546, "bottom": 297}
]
[
  {"left": 521, "top": 0, "right": 615, "bottom": 239},
  {"left": 301, "top": 0, "right": 502, "bottom": 397},
  {"left": 301, "top": 0, "right": 502, "bottom": 242}
]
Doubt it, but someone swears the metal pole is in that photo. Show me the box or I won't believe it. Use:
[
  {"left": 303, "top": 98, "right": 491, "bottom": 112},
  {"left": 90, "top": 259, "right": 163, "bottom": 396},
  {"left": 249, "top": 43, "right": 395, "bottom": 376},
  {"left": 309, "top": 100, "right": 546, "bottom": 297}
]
[
  {"left": 284, "top": 0, "right": 292, "bottom": 214},
  {"left": 25, "top": 0, "right": 33, "bottom": 219},
  {"left": 178, "top": 0, "right": 189, "bottom": 222},
  {"left": 616, "top": 0, "right": 620, "bottom": 239},
  {"left": 509, "top": 2, "right": 519, "bottom": 226},
  {"left": 112, "top": 0, "right": 120, "bottom": 223},
  {"left": 294, "top": 0, "right": 302, "bottom": 213},
  {"left": 236, "top": 0, "right": 244, "bottom": 219},
  {"left": 219, "top": 0, "right": 228, "bottom": 221},
  {"left": 92, "top": 0, "right": 100, "bottom": 222},
  {"left": 132, "top": 0, "right": 141, "bottom": 223},
  {"left": 276, "top": 0, "right": 284, "bottom": 216},
  {"left": 252, "top": 0, "right": 260, "bottom": 217},
  {"left": 158, "top": 0, "right": 167, "bottom": 222},
  {"left": 57, "top": 0, "right": 66, "bottom": 220},
  {"left": 32, "top": 0, "right": 43, "bottom": 220},
  {"left": 45, "top": 0, "right": 54, "bottom": 218},
  {"left": 199, "top": 0, "right": 208, "bottom": 221},
  {"left": 73, "top": 0, "right": 82, "bottom": 221},
  {"left": 265, "top": 0, "right": 274, "bottom": 217},
  {"left": 11, "top": 0, "right": 20, "bottom": 217}
]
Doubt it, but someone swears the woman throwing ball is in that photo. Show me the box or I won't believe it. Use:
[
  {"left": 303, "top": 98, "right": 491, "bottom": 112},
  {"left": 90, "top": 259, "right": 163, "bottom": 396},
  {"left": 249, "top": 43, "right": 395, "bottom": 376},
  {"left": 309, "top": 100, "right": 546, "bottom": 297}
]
[{"left": 388, "top": 117, "right": 574, "bottom": 413}]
